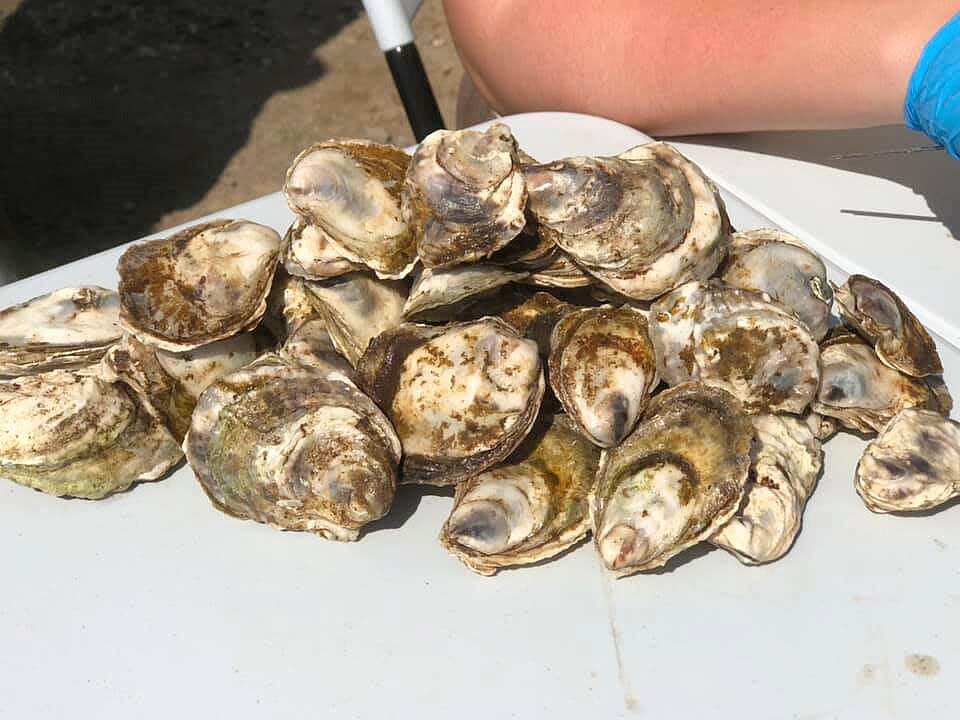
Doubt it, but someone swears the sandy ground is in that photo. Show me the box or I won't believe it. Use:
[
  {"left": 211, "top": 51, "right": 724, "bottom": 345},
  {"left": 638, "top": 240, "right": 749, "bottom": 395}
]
[{"left": 0, "top": 0, "right": 462, "bottom": 280}]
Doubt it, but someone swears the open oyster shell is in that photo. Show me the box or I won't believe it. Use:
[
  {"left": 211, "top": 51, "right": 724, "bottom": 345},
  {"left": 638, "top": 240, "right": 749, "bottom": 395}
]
[
  {"left": 117, "top": 219, "right": 281, "bottom": 352},
  {"left": 0, "top": 368, "right": 182, "bottom": 498},
  {"left": 649, "top": 281, "right": 820, "bottom": 414},
  {"left": 835, "top": 274, "right": 942, "bottom": 377},
  {"left": 403, "top": 124, "right": 527, "bottom": 268},
  {"left": 357, "top": 317, "right": 545, "bottom": 486},
  {"left": 855, "top": 408, "right": 960, "bottom": 513},
  {"left": 302, "top": 272, "right": 406, "bottom": 367},
  {"left": 812, "top": 332, "right": 950, "bottom": 434},
  {"left": 403, "top": 264, "right": 527, "bottom": 322},
  {"left": 548, "top": 305, "right": 658, "bottom": 447},
  {"left": 525, "top": 143, "right": 729, "bottom": 300},
  {"left": 283, "top": 139, "right": 415, "bottom": 279},
  {"left": 721, "top": 228, "right": 833, "bottom": 340},
  {"left": 440, "top": 414, "right": 601, "bottom": 575},
  {"left": 185, "top": 354, "right": 401, "bottom": 541},
  {"left": 711, "top": 414, "right": 822, "bottom": 564},
  {"left": 593, "top": 383, "right": 753, "bottom": 576},
  {"left": 0, "top": 286, "right": 121, "bottom": 376},
  {"left": 281, "top": 217, "right": 363, "bottom": 280}
]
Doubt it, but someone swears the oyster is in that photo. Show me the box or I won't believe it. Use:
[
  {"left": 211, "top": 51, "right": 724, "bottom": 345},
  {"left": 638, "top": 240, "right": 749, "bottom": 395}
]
[
  {"left": 835, "top": 274, "right": 942, "bottom": 377},
  {"left": 649, "top": 281, "right": 820, "bottom": 414},
  {"left": 357, "top": 317, "right": 545, "bottom": 486},
  {"left": 302, "top": 272, "right": 406, "bottom": 367},
  {"left": 0, "top": 368, "right": 182, "bottom": 498},
  {"left": 440, "top": 414, "right": 601, "bottom": 575},
  {"left": 281, "top": 217, "right": 362, "bottom": 280},
  {"left": 117, "top": 219, "right": 281, "bottom": 352},
  {"left": 593, "top": 383, "right": 752, "bottom": 576},
  {"left": 0, "top": 286, "right": 121, "bottom": 376},
  {"left": 721, "top": 228, "right": 833, "bottom": 340},
  {"left": 712, "top": 414, "right": 822, "bottom": 564},
  {"left": 812, "top": 333, "right": 950, "bottom": 434},
  {"left": 855, "top": 408, "right": 960, "bottom": 513},
  {"left": 498, "top": 291, "right": 576, "bottom": 357},
  {"left": 525, "top": 249, "right": 593, "bottom": 288},
  {"left": 548, "top": 305, "right": 658, "bottom": 447},
  {"left": 403, "top": 124, "right": 527, "bottom": 268},
  {"left": 403, "top": 264, "right": 527, "bottom": 322},
  {"left": 524, "top": 143, "right": 729, "bottom": 300},
  {"left": 278, "top": 317, "right": 355, "bottom": 380},
  {"left": 283, "top": 139, "right": 415, "bottom": 279},
  {"left": 185, "top": 354, "right": 401, "bottom": 541},
  {"left": 155, "top": 332, "right": 265, "bottom": 400}
]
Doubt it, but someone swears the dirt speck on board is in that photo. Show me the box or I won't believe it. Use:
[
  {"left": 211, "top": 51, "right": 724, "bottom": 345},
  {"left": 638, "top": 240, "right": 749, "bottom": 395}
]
[
  {"left": 905, "top": 653, "right": 940, "bottom": 677},
  {"left": 933, "top": 538, "right": 947, "bottom": 551},
  {"left": 857, "top": 663, "right": 879, "bottom": 687}
]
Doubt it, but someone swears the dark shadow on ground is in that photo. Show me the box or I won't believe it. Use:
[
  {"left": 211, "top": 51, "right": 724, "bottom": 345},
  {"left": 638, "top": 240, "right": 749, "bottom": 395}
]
[
  {"left": 0, "top": 0, "right": 362, "bottom": 279},
  {"left": 673, "top": 125, "right": 960, "bottom": 239}
]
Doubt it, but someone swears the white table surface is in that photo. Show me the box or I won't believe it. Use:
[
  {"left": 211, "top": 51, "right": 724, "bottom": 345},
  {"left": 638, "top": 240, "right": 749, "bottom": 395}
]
[{"left": 1, "top": 113, "right": 958, "bottom": 719}]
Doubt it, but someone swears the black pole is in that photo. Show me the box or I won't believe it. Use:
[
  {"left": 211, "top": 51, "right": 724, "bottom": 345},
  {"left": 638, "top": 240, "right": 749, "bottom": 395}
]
[{"left": 385, "top": 42, "right": 445, "bottom": 142}]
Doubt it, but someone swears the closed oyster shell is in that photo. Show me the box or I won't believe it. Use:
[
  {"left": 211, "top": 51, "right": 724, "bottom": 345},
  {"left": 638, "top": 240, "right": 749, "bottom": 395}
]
[
  {"left": 722, "top": 228, "right": 833, "bottom": 340},
  {"left": 0, "top": 368, "right": 182, "bottom": 498},
  {"left": 548, "top": 305, "right": 658, "bottom": 447},
  {"left": 524, "top": 249, "right": 593, "bottom": 288},
  {"left": 855, "top": 408, "right": 960, "bottom": 513},
  {"left": 403, "top": 264, "right": 527, "bottom": 322},
  {"left": 117, "top": 219, "right": 281, "bottom": 352},
  {"left": 185, "top": 354, "right": 401, "bottom": 541},
  {"left": 812, "top": 333, "right": 950, "bottom": 434},
  {"left": 712, "top": 414, "right": 822, "bottom": 564},
  {"left": 403, "top": 124, "right": 527, "bottom": 268},
  {"left": 281, "top": 218, "right": 362, "bottom": 280},
  {"left": 593, "top": 383, "right": 753, "bottom": 576},
  {"left": 302, "top": 272, "right": 406, "bottom": 367},
  {"left": 649, "top": 281, "right": 820, "bottom": 414},
  {"left": 283, "top": 139, "right": 415, "bottom": 279},
  {"left": 440, "top": 414, "right": 601, "bottom": 575},
  {"left": 0, "top": 286, "right": 121, "bottom": 376},
  {"left": 357, "top": 317, "right": 545, "bottom": 486},
  {"left": 835, "top": 274, "right": 942, "bottom": 377},
  {"left": 525, "top": 143, "right": 728, "bottom": 300},
  {"left": 278, "top": 317, "right": 355, "bottom": 380}
]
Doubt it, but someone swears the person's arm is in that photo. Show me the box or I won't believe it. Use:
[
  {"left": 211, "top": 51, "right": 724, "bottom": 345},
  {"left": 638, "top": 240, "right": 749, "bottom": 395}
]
[{"left": 443, "top": 0, "right": 957, "bottom": 136}]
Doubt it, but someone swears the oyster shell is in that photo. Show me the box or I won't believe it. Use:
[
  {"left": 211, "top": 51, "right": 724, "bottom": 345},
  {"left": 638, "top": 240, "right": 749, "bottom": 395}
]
[
  {"left": 278, "top": 317, "right": 355, "bottom": 380},
  {"left": 281, "top": 217, "right": 362, "bottom": 280},
  {"left": 548, "top": 305, "right": 658, "bottom": 447},
  {"left": 855, "top": 408, "right": 960, "bottom": 513},
  {"left": 712, "top": 414, "right": 822, "bottom": 564},
  {"left": 593, "top": 383, "right": 752, "bottom": 576},
  {"left": 524, "top": 143, "right": 729, "bottom": 300},
  {"left": 403, "top": 124, "right": 527, "bottom": 268},
  {"left": 185, "top": 354, "right": 401, "bottom": 541},
  {"left": 721, "top": 228, "right": 833, "bottom": 340},
  {"left": 0, "top": 286, "right": 121, "bottom": 376},
  {"left": 524, "top": 249, "right": 593, "bottom": 288},
  {"left": 835, "top": 274, "right": 942, "bottom": 377},
  {"left": 302, "top": 272, "right": 406, "bottom": 367},
  {"left": 440, "top": 414, "right": 601, "bottom": 575},
  {"left": 403, "top": 264, "right": 527, "bottom": 322},
  {"left": 0, "top": 368, "right": 182, "bottom": 498},
  {"left": 357, "top": 317, "right": 545, "bottom": 486},
  {"left": 812, "top": 333, "right": 950, "bottom": 434},
  {"left": 649, "top": 281, "right": 820, "bottom": 414},
  {"left": 498, "top": 291, "right": 576, "bottom": 357},
  {"left": 283, "top": 139, "right": 415, "bottom": 279},
  {"left": 117, "top": 219, "right": 281, "bottom": 352}
]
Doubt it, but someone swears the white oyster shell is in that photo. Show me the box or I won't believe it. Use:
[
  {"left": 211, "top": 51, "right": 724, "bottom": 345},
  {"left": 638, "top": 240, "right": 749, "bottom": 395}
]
[{"left": 712, "top": 414, "right": 822, "bottom": 564}]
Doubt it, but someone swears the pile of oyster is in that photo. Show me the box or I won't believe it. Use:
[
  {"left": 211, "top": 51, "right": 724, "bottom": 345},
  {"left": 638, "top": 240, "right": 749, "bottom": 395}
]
[{"left": 2, "top": 124, "right": 958, "bottom": 577}]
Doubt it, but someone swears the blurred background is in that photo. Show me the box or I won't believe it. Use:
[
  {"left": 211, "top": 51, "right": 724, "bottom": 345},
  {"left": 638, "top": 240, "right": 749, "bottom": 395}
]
[{"left": 0, "top": 0, "right": 463, "bottom": 281}]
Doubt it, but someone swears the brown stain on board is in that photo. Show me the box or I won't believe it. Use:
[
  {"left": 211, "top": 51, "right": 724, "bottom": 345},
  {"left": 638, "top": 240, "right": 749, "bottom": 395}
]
[
  {"left": 600, "top": 570, "right": 640, "bottom": 714},
  {"left": 905, "top": 653, "right": 940, "bottom": 677}
]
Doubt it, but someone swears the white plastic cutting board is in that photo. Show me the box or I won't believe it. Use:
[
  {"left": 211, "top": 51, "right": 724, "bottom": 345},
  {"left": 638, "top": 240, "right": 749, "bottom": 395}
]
[{"left": 1, "top": 113, "right": 957, "bottom": 720}]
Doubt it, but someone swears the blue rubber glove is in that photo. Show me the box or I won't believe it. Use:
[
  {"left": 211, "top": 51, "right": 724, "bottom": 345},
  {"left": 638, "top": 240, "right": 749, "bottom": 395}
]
[{"left": 904, "top": 13, "right": 960, "bottom": 159}]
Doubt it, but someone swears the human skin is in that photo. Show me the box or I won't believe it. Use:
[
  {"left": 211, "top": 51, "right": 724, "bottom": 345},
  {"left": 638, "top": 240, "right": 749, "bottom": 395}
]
[{"left": 442, "top": 0, "right": 957, "bottom": 135}]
